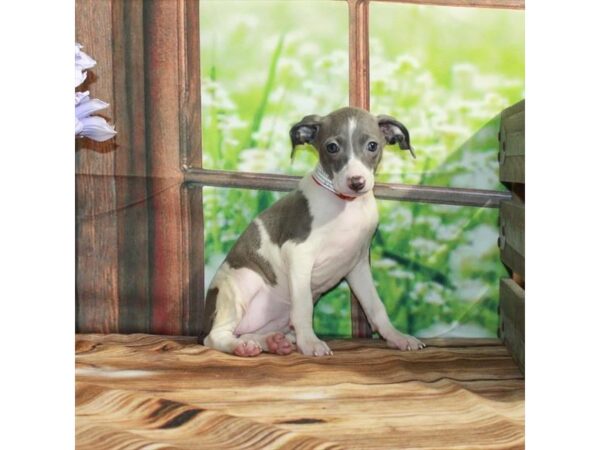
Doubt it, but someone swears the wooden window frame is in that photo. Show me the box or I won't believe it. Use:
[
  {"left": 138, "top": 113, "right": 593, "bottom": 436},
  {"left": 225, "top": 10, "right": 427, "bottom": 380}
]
[{"left": 185, "top": 0, "right": 523, "bottom": 209}]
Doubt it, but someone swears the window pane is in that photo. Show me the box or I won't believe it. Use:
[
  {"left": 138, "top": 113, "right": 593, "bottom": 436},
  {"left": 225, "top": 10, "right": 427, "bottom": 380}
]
[
  {"left": 374, "top": 200, "right": 503, "bottom": 338},
  {"left": 370, "top": 3, "right": 524, "bottom": 190},
  {"left": 202, "top": 186, "right": 351, "bottom": 338},
  {"left": 200, "top": 1, "right": 349, "bottom": 175}
]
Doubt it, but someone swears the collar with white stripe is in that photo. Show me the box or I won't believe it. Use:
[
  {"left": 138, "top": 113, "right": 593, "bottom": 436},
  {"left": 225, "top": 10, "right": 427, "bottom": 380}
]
[{"left": 311, "top": 164, "right": 357, "bottom": 201}]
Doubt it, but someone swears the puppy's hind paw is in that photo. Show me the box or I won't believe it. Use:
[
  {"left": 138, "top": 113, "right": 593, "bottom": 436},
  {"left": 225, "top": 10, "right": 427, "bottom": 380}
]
[
  {"left": 266, "top": 332, "right": 294, "bottom": 355},
  {"left": 233, "top": 339, "right": 262, "bottom": 357}
]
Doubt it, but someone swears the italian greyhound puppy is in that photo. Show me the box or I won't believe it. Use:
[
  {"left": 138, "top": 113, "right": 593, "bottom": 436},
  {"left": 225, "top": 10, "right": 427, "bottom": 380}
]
[{"left": 202, "top": 107, "right": 425, "bottom": 357}]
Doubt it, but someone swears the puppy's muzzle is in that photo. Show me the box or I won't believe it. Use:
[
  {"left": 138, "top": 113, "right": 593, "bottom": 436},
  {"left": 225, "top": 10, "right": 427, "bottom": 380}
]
[{"left": 348, "top": 176, "right": 366, "bottom": 192}]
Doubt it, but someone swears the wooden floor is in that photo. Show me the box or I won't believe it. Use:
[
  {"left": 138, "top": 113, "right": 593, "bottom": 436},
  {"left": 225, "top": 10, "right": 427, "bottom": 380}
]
[{"left": 76, "top": 334, "right": 524, "bottom": 450}]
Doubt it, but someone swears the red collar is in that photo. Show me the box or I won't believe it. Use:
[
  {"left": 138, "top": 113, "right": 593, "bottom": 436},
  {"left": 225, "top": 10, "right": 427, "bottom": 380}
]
[{"left": 311, "top": 174, "right": 357, "bottom": 201}]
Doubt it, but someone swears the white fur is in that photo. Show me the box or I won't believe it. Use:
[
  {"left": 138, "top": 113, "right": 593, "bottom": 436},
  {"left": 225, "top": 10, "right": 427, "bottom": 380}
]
[
  {"left": 332, "top": 156, "right": 375, "bottom": 196},
  {"left": 348, "top": 116, "right": 357, "bottom": 148}
]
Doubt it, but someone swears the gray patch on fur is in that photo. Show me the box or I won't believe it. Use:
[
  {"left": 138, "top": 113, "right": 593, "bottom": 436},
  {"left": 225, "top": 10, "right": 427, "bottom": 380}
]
[
  {"left": 259, "top": 190, "right": 313, "bottom": 247},
  {"left": 225, "top": 222, "right": 278, "bottom": 286},
  {"left": 200, "top": 287, "right": 219, "bottom": 342}
]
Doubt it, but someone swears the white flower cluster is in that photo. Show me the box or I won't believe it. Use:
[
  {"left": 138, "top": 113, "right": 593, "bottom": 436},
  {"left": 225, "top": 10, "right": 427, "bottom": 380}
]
[{"left": 75, "top": 43, "right": 116, "bottom": 142}]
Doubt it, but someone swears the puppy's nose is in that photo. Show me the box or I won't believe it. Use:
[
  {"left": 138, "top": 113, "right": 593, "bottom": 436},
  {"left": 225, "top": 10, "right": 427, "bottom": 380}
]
[{"left": 348, "top": 176, "right": 366, "bottom": 192}]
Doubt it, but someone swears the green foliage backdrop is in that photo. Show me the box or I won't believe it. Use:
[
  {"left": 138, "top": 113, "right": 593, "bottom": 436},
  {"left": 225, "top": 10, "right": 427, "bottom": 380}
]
[{"left": 200, "top": 1, "right": 524, "bottom": 338}]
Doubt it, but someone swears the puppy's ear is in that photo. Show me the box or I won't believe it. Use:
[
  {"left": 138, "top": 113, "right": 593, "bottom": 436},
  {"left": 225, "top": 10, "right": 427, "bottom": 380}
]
[
  {"left": 290, "top": 114, "right": 322, "bottom": 159},
  {"left": 377, "top": 115, "right": 415, "bottom": 158}
]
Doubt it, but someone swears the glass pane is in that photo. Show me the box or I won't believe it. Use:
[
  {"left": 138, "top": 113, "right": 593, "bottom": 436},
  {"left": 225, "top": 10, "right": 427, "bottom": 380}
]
[
  {"left": 200, "top": 0, "right": 348, "bottom": 175},
  {"left": 370, "top": 3, "right": 524, "bottom": 190},
  {"left": 374, "top": 200, "right": 504, "bottom": 338},
  {"left": 203, "top": 186, "right": 351, "bottom": 338}
]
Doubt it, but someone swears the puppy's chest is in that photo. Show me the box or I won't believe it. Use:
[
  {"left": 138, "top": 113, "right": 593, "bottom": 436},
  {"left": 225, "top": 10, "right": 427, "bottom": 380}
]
[{"left": 310, "top": 202, "right": 378, "bottom": 288}]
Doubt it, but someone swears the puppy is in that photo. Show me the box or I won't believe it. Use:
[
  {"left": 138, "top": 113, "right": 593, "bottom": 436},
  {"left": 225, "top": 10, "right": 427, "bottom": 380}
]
[{"left": 202, "top": 107, "right": 425, "bottom": 356}]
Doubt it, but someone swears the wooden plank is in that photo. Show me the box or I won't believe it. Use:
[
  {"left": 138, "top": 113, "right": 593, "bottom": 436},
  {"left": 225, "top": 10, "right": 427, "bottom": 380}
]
[
  {"left": 179, "top": 0, "right": 203, "bottom": 336},
  {"left": 76, "top": 334, "right": 524, "bottom": 450},
  {"left": 505, "top": 130, "right": 525, "bottom": 156},
  {"left": 500, "top": 278, "right": 524, "bottom": 373},
  {"left": 500, "top": 279, "right": 524, "bottom": 343},
  {"left": 500, "top": 98, "right": 525, "bottom": 120},
  {"left": 181, "top": 185, "right": 204, "bottom": 337},
  {"left": 374, "top": 0, "right": 524, "bottom": 9},
  {"left": 499, "top": 100, "right": 525, "bottom": 183},
  {"left": 348, "top": 0, "right": 370, "bottom": 110},
  {"left": 501, "top": 112, "right": 524, "bottom": 158},
  {"left": 144, "top": 0, "right": 185, "bottom": 335},
  {"left": 112, "top": 0, "right": 150, "bottom": 333},
  {"left": 191, "top": 185, "right": 205, "bottom": 338},
  {"left": 75, "top": 0, "right": 119, "bottom": 333},
  {"left": 500, "top": 198, "right": 524, "bottom": 259},
  {"left": 503, "top": 110, "right": 525, "bottom": 134},
  {"left": 184, "top": 168, "right": 511, "bottom": 208},
  {"left": 180, "top": 0, "right": 202, "bottom": 170},
  {"left": 500, "top": 155, "right": 524, "bottom": 183},
  {"left": 499, "top": 237, "right": 525, "bottom": 278}
]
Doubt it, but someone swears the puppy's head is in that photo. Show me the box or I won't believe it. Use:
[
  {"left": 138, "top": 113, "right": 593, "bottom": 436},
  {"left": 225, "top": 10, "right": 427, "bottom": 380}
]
[{"left": 290, "top": 107, "right": 413, "bottom": 197}]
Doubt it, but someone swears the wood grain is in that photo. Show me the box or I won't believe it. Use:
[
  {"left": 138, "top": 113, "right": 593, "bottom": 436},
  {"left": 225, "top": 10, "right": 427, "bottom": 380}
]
[
  {"left": 500, "top": 198, "right": 524, "bottom": 263},
  {"left": 112, "top": 0, "right": 151, "bottom": 333},
  {"left": 499, "top": 100, "right": 525, "bottom": 184},
  {"left": 374, "top": 0, "right": 524, "bottom": 9},
  {"left": 144, "top": 0, "right": 185, "bottom": 334},
  {"left": 179, "top": 0, "right": 203, "bottom": 336},
  {"left": 500, "top": 278, "right": 524, "bottom": 373},
  {"left": 76, "top": 0, "right": 204, "bottom": 335},
  {"left": 181, "top": 185, "right": 204, "bottom": 336},
  {"left": 180, "top": 0, "right": 202, "bottom": 170},
  {"left": 498, "top": 101, "right": 525, "bottom": 280},
  {"left": 349, "top": 0, "right": 370, "bottom": 110},
  {"left": 76, "top": 334, "right": 524, "bottom": 450},
  {"left": 76, "top": 0, "right": 119, "bottom": 333}
]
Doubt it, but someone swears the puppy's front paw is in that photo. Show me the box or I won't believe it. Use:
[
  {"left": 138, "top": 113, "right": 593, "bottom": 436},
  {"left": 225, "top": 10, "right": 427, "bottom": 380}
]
[
  {"left": 385, "top": 331, "right": 425, "bottom": 351},
  {"left": 297, "top": 336, "right": 333, "bottom": 357}
]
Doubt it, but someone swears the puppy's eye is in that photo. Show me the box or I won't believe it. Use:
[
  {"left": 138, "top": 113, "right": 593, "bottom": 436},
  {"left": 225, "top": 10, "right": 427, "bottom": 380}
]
[
  {"left": 326, "top": 142, "right": 340, "bottom": 154},
  {"left": 367, "top": 141, "right": 378, "bottom": 152}
]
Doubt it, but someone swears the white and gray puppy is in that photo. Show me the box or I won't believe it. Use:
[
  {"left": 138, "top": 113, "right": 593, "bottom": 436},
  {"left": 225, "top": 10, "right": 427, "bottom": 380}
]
[{"left": 202, "top": 107, "right": 425, "bottom": 357}]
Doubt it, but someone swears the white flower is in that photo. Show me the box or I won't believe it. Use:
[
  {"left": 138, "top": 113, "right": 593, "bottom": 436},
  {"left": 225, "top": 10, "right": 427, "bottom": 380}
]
[
  {"left": 75, "top": 91, "right": 116, "bottom": 142},
  {"left": 75, "top": 43, "right": 116, "bottom": 142},
  {"left": 424, "top": 290, "right": 444, "bottom": 305},
  {"left": 75, "top": 43, "right": 96, "bottom": 88},
  {"left": 410, "top": 237, "right": 440, "bottom": 255},
  {"left": 372, "top": 258, "right": 398, "bottom": 269}
]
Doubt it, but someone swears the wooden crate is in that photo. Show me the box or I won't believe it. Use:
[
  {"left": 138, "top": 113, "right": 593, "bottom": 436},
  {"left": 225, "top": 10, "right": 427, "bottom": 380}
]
[{"left": 498, "top": 99, "right": 525, "bottom": 373}]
